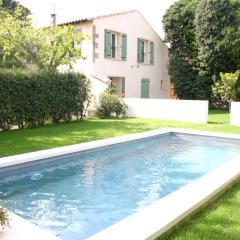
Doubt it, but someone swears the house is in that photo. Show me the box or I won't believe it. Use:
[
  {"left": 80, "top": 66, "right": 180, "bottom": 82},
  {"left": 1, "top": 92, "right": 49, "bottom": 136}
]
[{"left": 56, "top": 10, "right": 170, "bottom": 100}]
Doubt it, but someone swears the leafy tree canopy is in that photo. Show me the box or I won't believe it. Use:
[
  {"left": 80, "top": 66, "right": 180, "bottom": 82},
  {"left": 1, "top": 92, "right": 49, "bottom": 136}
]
[
  {"left": 195, "top": 0, "right": 236, "bottom": 99},
  {"left": 212, "top": 70, "right": 240, "bottom": 108},
  {"left": 163, "top": 0, "right": 200, "bottom": 99},
  {"left": 0, "top": 0, "right": 30, "bottom": 18},
  {"left": 163, "top": 0, "right": 240, "bottom": 101},
  {"left": 0, "top": 9, "right": 86, "bottom": 70}
]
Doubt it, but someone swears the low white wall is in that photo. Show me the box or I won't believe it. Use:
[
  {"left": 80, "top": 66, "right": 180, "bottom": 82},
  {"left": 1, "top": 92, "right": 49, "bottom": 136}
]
[
  {"left": 230, "top": 102, "right": 240, "bottom": 126},
  {"left": 123, "top": 98, "right": 209, "bottom": 123}
]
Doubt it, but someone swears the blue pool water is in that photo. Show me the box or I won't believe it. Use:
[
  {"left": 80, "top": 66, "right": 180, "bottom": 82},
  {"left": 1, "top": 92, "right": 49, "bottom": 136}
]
[{"left": 0, "top": 133, "right": 240, "bottom": 239}]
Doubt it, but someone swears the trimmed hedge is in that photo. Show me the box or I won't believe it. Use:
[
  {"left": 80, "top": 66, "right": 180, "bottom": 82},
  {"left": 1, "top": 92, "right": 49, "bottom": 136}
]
[{"left": 0, "top": 69, "right": 90, "bottom": 130}]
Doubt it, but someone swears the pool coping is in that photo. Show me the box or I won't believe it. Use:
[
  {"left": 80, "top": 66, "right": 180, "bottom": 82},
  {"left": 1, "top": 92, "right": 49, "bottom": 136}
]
[
  {"left": 1, "top": 128, "right": 240, "bottom": 240},
  {"left": 0, "top": 212, "right": 60, "bottom": 240}
]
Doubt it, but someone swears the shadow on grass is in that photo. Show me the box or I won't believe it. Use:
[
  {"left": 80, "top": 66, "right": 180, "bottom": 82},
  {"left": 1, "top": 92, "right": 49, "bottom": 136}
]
[
  {"left": 0, "top": 118, "right": 156, "bottom": 157},
  {"left": 208, "top": 121, "right": 224, "bottom": 124},
  {"left": 1, "top": 111, "right": 238, "bottom": 157},
  {"left": 208, "top": 109, "right": 229, "bottom": 115},
  {"left": 208, "top": 109, "right": 230, "bottom": 125}
]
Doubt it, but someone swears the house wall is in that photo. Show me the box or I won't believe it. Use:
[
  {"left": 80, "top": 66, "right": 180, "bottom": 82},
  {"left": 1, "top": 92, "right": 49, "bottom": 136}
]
[
  {"left": 87, "top": 77, "right": 108, "bottom": 110},
  {"left": 91, "top": 11, "right": 170, "bottom": 99},
  {"left": 72, "top": 21, "right": 94, "bottom": 74},
  {"left": 71, "top": 10, "right": 170, "bottom": 99}
]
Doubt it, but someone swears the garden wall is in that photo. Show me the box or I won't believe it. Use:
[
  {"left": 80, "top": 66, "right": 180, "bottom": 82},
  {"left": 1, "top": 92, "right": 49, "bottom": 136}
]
[
  {"left": 230, "top": 102, "right": 240, "bottom": 126},
  {"left": 123, "top": 98, "right": 209, "bottom": 123}
]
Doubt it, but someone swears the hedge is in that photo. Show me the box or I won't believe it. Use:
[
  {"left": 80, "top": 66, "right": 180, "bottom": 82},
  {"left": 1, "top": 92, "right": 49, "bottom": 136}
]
[{"left": 0, "top": 69, "right": 90, "bottom": 130}]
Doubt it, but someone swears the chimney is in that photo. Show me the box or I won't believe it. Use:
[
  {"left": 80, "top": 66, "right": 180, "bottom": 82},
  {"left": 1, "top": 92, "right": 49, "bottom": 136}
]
[{"left": 51, "top": 13, "right": 56, "bottom": 26}]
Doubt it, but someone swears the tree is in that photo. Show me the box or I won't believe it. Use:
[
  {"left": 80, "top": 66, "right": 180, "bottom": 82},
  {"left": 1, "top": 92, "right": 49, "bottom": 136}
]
[
  {"left": 212, "top": 70, "right": 240, "bottom": 108},
  {"left": 0, "top": 9, "right": 85, "bottom": 70},
  {"left": 0, "top": 1, "right": 31, "bottom": 67},
  {"left": 0, "top": 0, "right": 30, "bottom": 18},
  {"left": 163, "top": 0, "right": 200, "bottom": 99},
  {"left": 195, "top": 0, "right": 236, "bottom": 99},
  {"left": 219, "top": 0, "right": 240, "bottom": 73},
  {"left": 164, "top": 0, "right": 240, "bottom": 101}
]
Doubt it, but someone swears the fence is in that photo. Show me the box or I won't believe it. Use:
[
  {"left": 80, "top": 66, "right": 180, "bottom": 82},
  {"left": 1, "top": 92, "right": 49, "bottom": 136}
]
[{"left": 123, "top": 98, "right": 209, "bottom": 123}]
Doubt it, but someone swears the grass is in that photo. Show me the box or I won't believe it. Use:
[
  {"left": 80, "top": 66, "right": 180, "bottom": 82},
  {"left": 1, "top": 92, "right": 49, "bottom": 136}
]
[
  {"left": 1, "top": 109, "right": 240, "bottom": 240},
  {"left": 160, "top": 183, "right": 240, "bottom": 240},
  {"left": 0, "top": 109, "right": 239, "bottom": 158}
]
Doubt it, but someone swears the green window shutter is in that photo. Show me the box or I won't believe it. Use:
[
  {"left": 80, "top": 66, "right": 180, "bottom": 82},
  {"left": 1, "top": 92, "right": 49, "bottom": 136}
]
[
  {"left": 122, "top": 77, "right": 125, "bottom": 97},
  {"left": 121, "top": 33, "right": 127, "bottom": 61},
  {"left": 137, "top": 38, "right": 143, "bottom": 63},
  {"left": 141, "top": 79, "right": 150, "bottom": 98},
  {"left": 150, "top": 41, "right": 154, "bottom": 65},
  {"left": 104, "top": 29, "right": 111, "bottom": 59}
]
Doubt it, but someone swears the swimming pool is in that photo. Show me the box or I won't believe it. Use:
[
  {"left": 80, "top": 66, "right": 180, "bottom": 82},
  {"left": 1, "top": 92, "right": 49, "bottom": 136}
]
[{"left": 0, "top": 130, "right": 240, "bottom": 240}]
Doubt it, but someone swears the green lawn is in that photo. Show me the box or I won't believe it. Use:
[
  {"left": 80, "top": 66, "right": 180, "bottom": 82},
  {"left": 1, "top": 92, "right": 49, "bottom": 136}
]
[
  {"left": 160, "top": 183, "right": 240, "bottom": 240},
  {"left": 1, "top": 109, "right": 240, "bottom": 240},
  {"left": 1, "top": 109, "right": 239, "bottom": 158}
]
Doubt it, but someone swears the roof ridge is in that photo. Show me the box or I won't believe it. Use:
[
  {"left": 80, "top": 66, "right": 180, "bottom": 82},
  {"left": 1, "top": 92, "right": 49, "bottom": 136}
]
[{"left": 57, "top": 9, "right": 138, "bottom": 26}]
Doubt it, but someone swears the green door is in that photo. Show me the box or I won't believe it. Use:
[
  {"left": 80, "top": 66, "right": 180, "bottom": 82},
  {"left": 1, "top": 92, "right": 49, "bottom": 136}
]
[{"left": 141, "top": 79, "right": 150, "bottom": 98}]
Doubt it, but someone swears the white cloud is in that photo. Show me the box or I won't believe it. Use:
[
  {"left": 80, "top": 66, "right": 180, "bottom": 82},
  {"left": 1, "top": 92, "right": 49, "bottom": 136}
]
[{"left": 18, "top": 0, "right": 177, "bottom": 38}]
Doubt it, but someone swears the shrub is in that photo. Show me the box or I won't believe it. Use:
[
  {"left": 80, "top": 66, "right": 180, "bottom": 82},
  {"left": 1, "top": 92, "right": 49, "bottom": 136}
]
[
  {"left": 212, "top": 70, "right": 240, "bottom": 109},
  {"left": 0, "top": 207, "right": 9, "bottom": 230},
  {"left": 96, "top": 92, "right": 127, "bottom": 118},
  {"left": 0, "top": 69, "right": 90, "bottom": 130}
]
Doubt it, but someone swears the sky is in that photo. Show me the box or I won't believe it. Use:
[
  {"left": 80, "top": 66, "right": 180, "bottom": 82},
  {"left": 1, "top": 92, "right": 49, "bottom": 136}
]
[{"left": 18, "top": 0, "right": 177, "bottom": 38}]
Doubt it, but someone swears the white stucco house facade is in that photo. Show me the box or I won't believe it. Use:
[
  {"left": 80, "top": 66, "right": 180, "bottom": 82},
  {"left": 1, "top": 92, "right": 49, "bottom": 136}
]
[{"left": 58, "top": 10, "right": 170, "bottom": 100}]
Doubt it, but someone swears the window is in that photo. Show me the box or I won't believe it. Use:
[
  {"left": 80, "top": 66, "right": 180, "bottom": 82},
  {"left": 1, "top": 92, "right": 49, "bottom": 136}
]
[
  {"left": 72, "top": 27, "right": 82, "bottom": 51},
  {"left": 137, "top": 39, "right": 146, "bottom": 63},
  {"left": 140, "top": 40, "right": 145, "bottom": 63},
  {"left": 111, "top": 33, "right": 117, "bottom": 59},
  {"left": 137, "top": 39, "right": 154, "bottom": 65},
  {"left": 160, "top": 80, "right": 163, "bottom": 90},
  {"left": 150, "top": 41, "right": 154, "bottom": 65},
  {"left": 75, "top": 27, "right": 82, "bottom": 33},
  {"left": 104, "top": 29, "right": 127, "bottom": 61}
]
